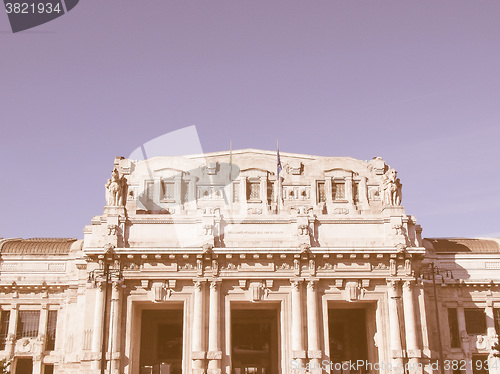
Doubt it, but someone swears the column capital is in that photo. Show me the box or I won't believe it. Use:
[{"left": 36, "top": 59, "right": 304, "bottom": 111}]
[
  {"left": 209, "top": 280, "right": 221, "bottom": 290},
  {"left": 290, "top": 279, "right": 302, "bottom": 290},
  {"left": 306, "top": 280, "right": 318, "bottom": 290},
  {"left": 387, "top": 279, "right": 400, "bottom": 291},
  {"left": 112, "top": 280, "right": 123, "bottom": 290},
  {"left": 96, "top": 280, "right": 106, "bottom": 291},
  {"left": 193, "top": 280, "right": 206, "bottom": 290},
  {"left": 402, "top": 279, "right": 416, "bottom": 291}
]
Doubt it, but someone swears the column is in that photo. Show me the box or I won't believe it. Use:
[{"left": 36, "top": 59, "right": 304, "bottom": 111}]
[
  {"left": 187, "top": 177, "right": 197, "bottom": 210},
  {"left": 109, "top": 281, "right": 122, "bottom": 374},
  {"left": 192, "top": 280, "right": 205, "bottom": 373},
  {"left": 485, "top": 300, "right": 496, "bottom": 337},
  {"left": 91, "top": 282, "right": 105, "bottom": 370},
  {"left": 5, "top": 304, "right": 19, "bottom": 357},
  {"left": 402, "top": 280, "right": 422, "bottom": 374},
  {"left": 485, "top": 301, "right": 500, "bottom": 374},
  {"left": 32, "top": 304, "right": 49, "bottom": 374},
  {"left": 38, "top": 304, "right": 49, "bottom": 345},
  {"left": 359, "top": 176, "right": 369, "bottom": 208},
  {"left": 291, "top": 280, "right": 305, "bottom": 371},
  {"left": 260, "top": 176, "right": 268, "bottom": 212},
  {"left": 207, "top": 281, "right": 221, "bottom": 374},
  {"left": 325, "top": 177, "right": 333, "bottom": 203},
  {"left": 456, "top": 303, "right": 473, "bottom": 374},
  {"left": 174, "top": 176, "right": 183, "bottom": 205},
  {"left": 345, "top": 175, "right": 353, "bottom": 203},
  {"left": 306, "top": 281, "right": 321, "bottom": 374},
  {"left": 387, "top": 280, "right": 404, "bottom": 371}
]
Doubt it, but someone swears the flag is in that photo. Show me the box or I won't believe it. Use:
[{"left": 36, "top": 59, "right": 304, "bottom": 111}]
[
  {"left": 277, "top": 141, "right": 282, "bottom": 177},
  {"left": 276, "top": 140, "right": 282, "bottom": 209}
]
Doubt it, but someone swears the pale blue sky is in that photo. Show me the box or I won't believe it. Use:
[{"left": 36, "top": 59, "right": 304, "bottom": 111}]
[{"left": 1, "top": 1, "right": 499, "bottom": 239}]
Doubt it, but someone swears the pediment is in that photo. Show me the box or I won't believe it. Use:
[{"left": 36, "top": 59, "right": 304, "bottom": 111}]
[
  {"left": 241, "top": 167, "right": 271, "bottom": 177},
  {"left": 324, "top": 168, "right": 356, "bottom": 178}
]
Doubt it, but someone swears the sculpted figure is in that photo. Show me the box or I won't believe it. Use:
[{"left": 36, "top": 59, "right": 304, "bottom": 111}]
[
  {"left": 106, "top": 168, "right": 127, "bottom": 206},
  {"left": 105, "top": 179, "right": 112, "bottom": 205},
  {"left": 382, "top": 168, "right": 402, "bottom": 206},
  {"left": 395, "top": 177, "right": 403, "bottom": 205}
]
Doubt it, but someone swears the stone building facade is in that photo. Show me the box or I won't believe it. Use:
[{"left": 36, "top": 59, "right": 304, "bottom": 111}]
[{"left": 0, "top": 149, "right": 499, "bottom": 374}]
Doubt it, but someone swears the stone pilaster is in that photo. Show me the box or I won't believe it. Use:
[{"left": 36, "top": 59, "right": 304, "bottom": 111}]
[
  {"left": 260, "top": 176, "right": 267, "bottom": 211},
  {"left": 192, "top": 280, "right": 206, "bottom": 374},
  {"left": 402, "top": 280, "right": 422, "bottom": 374},
  {"left": 485, "top": 301, "right": 500, "bottom": 374},
  {"left": 306, "top": 280, "right": 321, "bottom": 374},
  {"left": 345, "top": 175, "right": 353, "bottom": 203},
  {"left": 109, "top": 281, "right": 122, "bottom": 374},
  {"left": 186, "top": 177, "right": 197, "bottom": 211},
  {"left": 387, "top": 280, "right": 404, "bottom": 371},
  {"left": 485, "top": 300, "right": 496, "bottom": 337},
  {"left": 5, "top": 304, "right": 19, "bottom": 357},
  {"left": 33, "top": 304, "right": 49, "bottom": 374},
  {"left": 358, "top": 176, "right": 369, "bottom": 209},
  {"left": 91, "top": 282, "right": 105, "bottom": 371},
  {"left": 290, "top": 280, "right": 305, "bottom": 371},
  {"left": 325, "top": 177, "right": 333, "bottom": 203},
  {"left": 456, "top": 303, "right": 472, "bottom": 373},
  {"left": 207, "top": 281, "right": 221, "bottom": 374}
]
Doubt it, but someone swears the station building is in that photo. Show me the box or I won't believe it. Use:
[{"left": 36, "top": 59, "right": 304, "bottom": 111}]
[{"left": 0, "top": 149, "right": 499, "bottom": 374}]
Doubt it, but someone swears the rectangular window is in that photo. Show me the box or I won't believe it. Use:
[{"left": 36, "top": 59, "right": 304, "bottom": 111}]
[
  {"left": 317, "top": 181, "right": 326, "bottom": 203},
  {"left": 44, "top": 364, "right": 54, "bottom": 374},
  {"left": 161, "top": 181, "right": 175, "bottom": 201},
  {"left": 17, "top": 310, "right": 40, "bottom": 339},
  {"left": 494, "top": 308, "right": 500, "bottom": 336},
  {"left": 353, "top": 182, "right": 360, "bottom": 203},
  {"left": 267, "top": 181, "right": 275, "bottom": 204},
  {"left": 332, "top": 182, "right": 345, "bottom": 201},
  {"left": 181, "top": 181, "right": 189, "bottom": 204},
  {"left": 233, "top": 182, "right": 240, "bottom": 203},
  {"left": 46, "top": 310, "right": 57, "bottom": 351},
  {"left": 448, "top": 308, "right": 460, "bottom": 348},
  {"left": 247, "top": 181, "right": 260, "bottom": 201},
  {"left": 145, "top": 181, "right": 154, "bottom": 201},
  {"left": 0, "top": 310, "right": 10, "bottom": 350},
  {"left": 464, "top": 308, "right": 487, "bottom": 334}
]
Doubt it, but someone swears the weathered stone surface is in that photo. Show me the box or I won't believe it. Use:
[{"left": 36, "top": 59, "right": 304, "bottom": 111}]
[{"left": 0, "top": 149, "right": 499, "bottom": 373}]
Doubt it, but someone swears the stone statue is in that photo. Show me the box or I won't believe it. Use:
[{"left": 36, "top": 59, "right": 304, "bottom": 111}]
[
  {"left": 106, "top": 168, "right": 127, "bottom": 206},
  {"left": 381, "top": 168, "right": 402, "bottom": 206},
  {"left": 395, "top": 177, "right": 403, "bottom": 205}
]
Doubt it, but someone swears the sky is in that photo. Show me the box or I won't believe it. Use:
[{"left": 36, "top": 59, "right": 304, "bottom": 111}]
[{"left": 1, "top": 1, "right": 499, "bottom": 240}]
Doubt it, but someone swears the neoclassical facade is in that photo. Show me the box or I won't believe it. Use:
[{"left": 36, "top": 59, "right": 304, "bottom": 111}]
[{"left": 0, "top": 149, "right": 499, "bottom": 374}]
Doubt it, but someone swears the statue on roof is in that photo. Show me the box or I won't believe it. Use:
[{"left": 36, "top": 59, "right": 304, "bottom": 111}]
[
  {"left": 382, "top": 168, "right": 402, "bottom": 206},
  {"left": 105, "top": 168, "right": 128, "bottom": 206}
]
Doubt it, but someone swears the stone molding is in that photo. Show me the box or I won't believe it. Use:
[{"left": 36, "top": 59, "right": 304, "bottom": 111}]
[
  {"left": 307, "top": 349, "right": 322, "bottom": 359},
  {"left": 207, "top": 350, "right": 222, "bottom": 360},
  {"left": 292, "top": 350, "right": 307, "bottom": 359},
  {"left": 192, "top": 351, "right": 207, "bottom": 360}
]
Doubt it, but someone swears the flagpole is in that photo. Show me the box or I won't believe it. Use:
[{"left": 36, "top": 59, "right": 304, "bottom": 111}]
[{"left": 277, "top": 139, "right": 281, "bottom": 213}]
